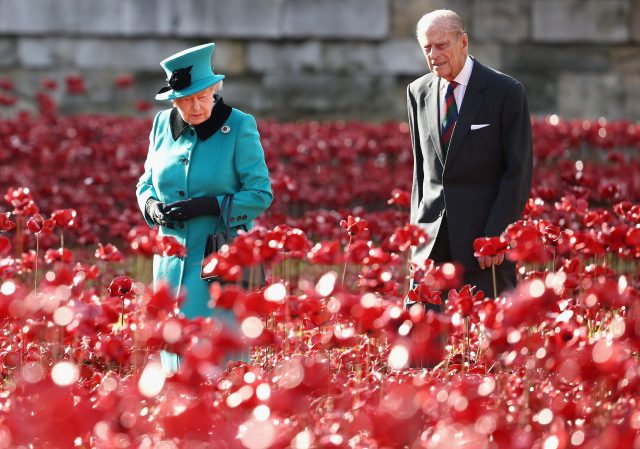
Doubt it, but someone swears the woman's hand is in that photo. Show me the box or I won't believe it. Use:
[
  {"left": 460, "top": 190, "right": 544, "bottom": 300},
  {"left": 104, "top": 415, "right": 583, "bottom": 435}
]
[
  {"left": 164, "top": 197, "right": 220, "bottom": 222},
  {"left": 145, "top": 199, "right": 176, "bottom": 229}
]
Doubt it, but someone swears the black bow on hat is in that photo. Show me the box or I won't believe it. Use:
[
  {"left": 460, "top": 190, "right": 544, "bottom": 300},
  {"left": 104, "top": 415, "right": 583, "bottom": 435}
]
[{"left": 157, "top": 66, "right": 193, "bottom": 95}]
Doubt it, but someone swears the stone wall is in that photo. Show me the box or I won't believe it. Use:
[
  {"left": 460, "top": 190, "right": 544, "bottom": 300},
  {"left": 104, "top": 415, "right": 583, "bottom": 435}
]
[{"left": 1, "top": 0, "right": 639, "bottom": 120}]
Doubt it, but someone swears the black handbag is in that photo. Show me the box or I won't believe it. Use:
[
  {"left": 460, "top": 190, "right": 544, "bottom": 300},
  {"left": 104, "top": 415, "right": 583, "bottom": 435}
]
[
  {"left": 201, "top": 195, "right": 266, "bottom": 289},
  {"left": 201, "top": 194, "right": 233, "bottom": 281}
]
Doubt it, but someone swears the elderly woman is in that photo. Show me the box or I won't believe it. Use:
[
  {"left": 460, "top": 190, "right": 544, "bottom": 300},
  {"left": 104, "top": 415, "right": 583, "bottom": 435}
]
[{"left": 136, "top": 43, "right": 272, "bottom": 329}]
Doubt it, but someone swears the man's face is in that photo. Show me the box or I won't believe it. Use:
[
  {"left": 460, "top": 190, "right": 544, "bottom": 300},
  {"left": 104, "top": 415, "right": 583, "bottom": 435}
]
[
  {"left": 419, "top": 21, "right": 468, "bottom": 81},
  {"left": 172, "top": 87, "right": 216, "bottom": 125}
]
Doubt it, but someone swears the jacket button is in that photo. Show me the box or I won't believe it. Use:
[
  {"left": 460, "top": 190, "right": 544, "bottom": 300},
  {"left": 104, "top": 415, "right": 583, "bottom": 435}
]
[
  {"left": 178, "top": 191, "right": 185, "bottom": 197},
  {"left": 242, "top": 215, "right": 247, "bottom": 220},
  {"left": 180, "top": 157, "right": 188, "bottom": 165},
  {"left": 230, "top": 217, "right": 235, "bottom": 222}
]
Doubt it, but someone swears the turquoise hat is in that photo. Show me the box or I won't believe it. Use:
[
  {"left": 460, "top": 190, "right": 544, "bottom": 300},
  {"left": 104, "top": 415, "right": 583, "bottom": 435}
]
[{"left": 155, "top": 43, "right": 225, "bottom": 101}]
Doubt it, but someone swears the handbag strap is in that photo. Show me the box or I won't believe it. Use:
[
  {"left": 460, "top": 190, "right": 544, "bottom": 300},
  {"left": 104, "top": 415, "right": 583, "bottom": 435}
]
[{"left": 218, "top": 194, "right": 234, "bottom": 237}]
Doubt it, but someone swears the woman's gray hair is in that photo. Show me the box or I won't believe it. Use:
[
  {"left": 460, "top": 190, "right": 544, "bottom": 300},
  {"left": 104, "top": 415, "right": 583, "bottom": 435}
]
[
  {"left": 211, "top": 80, "right": 224, "bottom": 94},
  {"left": 416, "top": 9, "right": 465, "bottom": 40}
]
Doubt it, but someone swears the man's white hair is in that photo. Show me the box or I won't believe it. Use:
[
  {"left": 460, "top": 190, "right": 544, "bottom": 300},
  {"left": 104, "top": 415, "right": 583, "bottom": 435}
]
[{"left": 416, "top": 9, "right": 466, "bottom": 40}]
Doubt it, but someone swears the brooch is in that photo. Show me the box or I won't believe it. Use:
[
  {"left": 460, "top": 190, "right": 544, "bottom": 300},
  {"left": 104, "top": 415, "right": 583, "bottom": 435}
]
[{"left": 221, "top": 125, "right": 231, "bottom": 134}]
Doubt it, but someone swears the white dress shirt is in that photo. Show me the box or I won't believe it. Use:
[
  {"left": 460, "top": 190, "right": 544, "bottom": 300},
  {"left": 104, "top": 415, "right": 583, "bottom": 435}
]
[{"left": 439, "top": 55, "right": 474, "bottom": 121}]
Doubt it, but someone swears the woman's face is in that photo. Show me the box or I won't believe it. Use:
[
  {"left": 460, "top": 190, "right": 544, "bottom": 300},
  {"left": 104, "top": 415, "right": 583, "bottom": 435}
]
[{"left": 172, "top": 87, "right": 215, "bottom": 125}]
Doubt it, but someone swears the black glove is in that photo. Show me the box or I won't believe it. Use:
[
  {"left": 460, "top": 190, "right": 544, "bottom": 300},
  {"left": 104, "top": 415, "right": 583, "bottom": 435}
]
[
  {"left": 164, "top": 196, "right": 220, "bottom": 222},
  {"left": 145, "top": 198, "right": 175, "bottom": 229}
]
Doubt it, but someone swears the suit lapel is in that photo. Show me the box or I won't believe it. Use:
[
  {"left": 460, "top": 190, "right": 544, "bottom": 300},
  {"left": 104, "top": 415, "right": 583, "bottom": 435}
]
[
  {"left": 425, "top": 77, "right": 445, "bottom": 165},
  {"left": 444, "top": 61, "right": 487, "bottom": 170}
]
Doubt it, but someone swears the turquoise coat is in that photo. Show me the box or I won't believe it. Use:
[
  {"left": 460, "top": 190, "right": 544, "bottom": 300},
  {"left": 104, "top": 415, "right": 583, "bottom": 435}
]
[{"left": 136, "top": 102, "right": 272, "bottom": 319}]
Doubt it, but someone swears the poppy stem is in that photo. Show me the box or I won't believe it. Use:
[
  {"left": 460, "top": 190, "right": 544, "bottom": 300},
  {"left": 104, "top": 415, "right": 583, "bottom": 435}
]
[
  {"left": 341, "top": 235, "right": 352, "bottom": 287},
  {"left": 15, "top": 215, "right": 24, "bottom": 258},
  {"left": 491, "top": 263, "right": 497, "bottom": 299},
  {"left": 34, "top": 233, "right": 39, "bottom": 295}
]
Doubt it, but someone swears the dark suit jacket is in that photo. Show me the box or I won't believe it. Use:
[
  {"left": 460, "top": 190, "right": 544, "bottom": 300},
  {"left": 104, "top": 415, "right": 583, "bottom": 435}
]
[{"left": 407, "top": 58, "right": 533, "bottom": 273}]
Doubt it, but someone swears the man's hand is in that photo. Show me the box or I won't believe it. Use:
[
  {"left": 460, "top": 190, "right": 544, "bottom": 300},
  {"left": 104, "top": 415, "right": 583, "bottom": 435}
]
[{"left": 477, "top": 253, "right": 505, "bottom": 270}]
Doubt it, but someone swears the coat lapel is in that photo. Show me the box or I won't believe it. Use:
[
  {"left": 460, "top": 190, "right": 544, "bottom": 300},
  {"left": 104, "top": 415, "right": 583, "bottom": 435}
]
[
  {"left": 444, "top": 61, "right": 487, "bottom": 170},
  {"left": 425, "top": 77, "right": 445, "bottom": 165}
]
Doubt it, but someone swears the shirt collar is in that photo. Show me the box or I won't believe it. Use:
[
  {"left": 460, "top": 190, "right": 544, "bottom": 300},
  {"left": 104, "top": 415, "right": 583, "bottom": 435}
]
[
  {"left": 170, "top": 95, "right": 232, "bottom": 141},
  {"left": 440, "top": 55, "right": 474, "bottom": 90}
]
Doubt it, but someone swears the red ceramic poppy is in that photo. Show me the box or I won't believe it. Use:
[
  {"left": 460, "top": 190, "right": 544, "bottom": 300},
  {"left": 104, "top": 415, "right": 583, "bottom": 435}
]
[
  {"left": 340, "top": 215, "right": 369, "bottom": 236},
  {"left": 95, "top": 243, "right": 124, "bottom": 262},
  {"left": 0, "top": 212, "right": 15, "bottom": 231}
]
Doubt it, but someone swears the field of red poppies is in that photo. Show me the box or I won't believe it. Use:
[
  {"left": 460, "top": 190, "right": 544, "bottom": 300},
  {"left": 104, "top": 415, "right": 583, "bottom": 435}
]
[{"left": 2, "top": 79, "right": 640, "bottom": 448}]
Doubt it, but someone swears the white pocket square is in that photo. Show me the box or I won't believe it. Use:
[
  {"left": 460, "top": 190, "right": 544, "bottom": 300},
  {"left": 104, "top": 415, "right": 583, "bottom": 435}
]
[{"left": 470, "top": 124, "right": 490, "bottom": 130}]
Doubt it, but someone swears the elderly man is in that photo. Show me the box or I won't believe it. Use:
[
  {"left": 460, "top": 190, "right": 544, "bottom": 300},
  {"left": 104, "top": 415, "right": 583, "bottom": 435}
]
[{"left": 406, "top": 10, "right": 533, "bottom": 302}]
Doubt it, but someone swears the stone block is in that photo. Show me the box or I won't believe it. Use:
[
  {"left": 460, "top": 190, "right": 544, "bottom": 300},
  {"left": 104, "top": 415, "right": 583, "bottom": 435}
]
[
  {"left": 121, "top": 0, "right": 174, "bottom": 36},
  {"left": 610, "top": 47, "right": 640, "bottom": 75},
  {"left": 216, "top": 76, "right": 267, "bottom": 115},
  {"left": 0, "top": 0, "right": 73, "bottom": 34},
  {"left": 17, "top": 38, "right": 77, "bottom": 68},
  {"left": 501, "top": 44, "right": 609, "bottom": 73},
  {"left": 211, "top": 41, "right": 247, "bottom": 75},
  {"left": 469, "top": 43, "right": 501, "bottom": 71},
  {"left": 507, "top": 70, "right": 558, "bottom": 116},
  {"left": 324, "top": 43, "right": 380, "bottom": 73},
  {"left": 74, "top": 39, "right": 199, "bottom": 70},
  {"left": 282, "top": 0, "right": 389, "bottom": 39},
  {"left": 247, "top": 41, "right": 322, "bottom": 73},
  {"left": 379, "top": 39, "right": 426, "bottom": 75},
  {"left": 72, "top": 0, "right": 127, "bottom": 35},
  {"left": 622, "top": 75, "right": 640, "bottom": 119},
  {"left": 324, "top": 40, "right": 424, "bottom": 76},
  {"left": 0, "top": 38, "right": 17, "bottom": 68},
  {"left": 262, "top": 74, "right": 395, "bottom": 119},
  {"left": 557, "top": 72, "right": 624, "bottom": 119},
  {"left": 632, "top": 0, "right": 640, "bottom": 43},
  {"left": 173, "top": 0, "right": 281, "bottom": 38},
  {"left": 532, "top": 0, "right": 629, "bottom": 43},
  {"left": 392, "top": 0, "right": 476, "bottom": 38},
  {"left": 472, "top": 0, "right": 529, "bottom": 42}
]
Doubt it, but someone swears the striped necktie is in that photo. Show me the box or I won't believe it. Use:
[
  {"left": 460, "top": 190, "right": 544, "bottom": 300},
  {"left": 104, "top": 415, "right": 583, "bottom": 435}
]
[{"left": 441, "top": 81, "right": 459, "bottom": 152}]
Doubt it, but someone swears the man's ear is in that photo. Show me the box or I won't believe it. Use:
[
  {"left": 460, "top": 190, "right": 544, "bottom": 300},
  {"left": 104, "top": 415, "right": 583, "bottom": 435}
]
[{"left": 460, "top": 32, "right": 469, "bottom": 51}]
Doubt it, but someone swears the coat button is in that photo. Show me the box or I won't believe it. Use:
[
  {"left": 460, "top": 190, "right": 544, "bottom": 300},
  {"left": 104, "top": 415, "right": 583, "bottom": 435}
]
[
  {"left": 180, "top": 157, "right": 188, "bottom": 165},
  {"left": 178, "top": 191, "right": 185, "bottom": 197},
  {"left": 230, "top": 217, "right": 235, "bottom": 222},
  {"left": 242, "top": 215, "right": 247, "bottom": 219}
]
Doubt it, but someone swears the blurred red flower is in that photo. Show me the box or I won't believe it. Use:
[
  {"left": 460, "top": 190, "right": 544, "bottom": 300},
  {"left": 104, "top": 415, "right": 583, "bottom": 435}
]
[
  {"left": 95, "top": 243, "right": 123, "bottom": 262},
  {"left": 387, "top": 189, "right": 411, "bottom": 208},
  {"left": 340, "top": 215, "right": 369, "bottom": 236}
]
